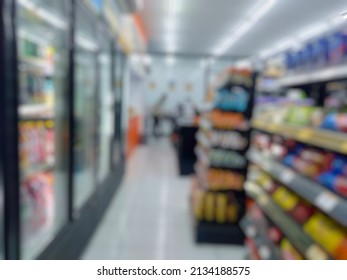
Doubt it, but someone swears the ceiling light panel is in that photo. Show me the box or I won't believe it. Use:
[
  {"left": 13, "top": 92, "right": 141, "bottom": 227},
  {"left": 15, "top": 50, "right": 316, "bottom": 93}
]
[
  {"left": 212, "top": 0, "right": 277, "bottom": 58},
  {"left": 231, "top": 0, "right": 347, "bottom": 58}
]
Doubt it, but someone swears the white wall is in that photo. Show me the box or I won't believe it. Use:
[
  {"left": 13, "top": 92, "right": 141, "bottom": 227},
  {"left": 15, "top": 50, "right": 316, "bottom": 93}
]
[
  {"left": 122, "top": 55, "right": 233, "bottom": 137},
  {"left": 145, "top": 56, "right": 207, "bottom": 115},
  {"left": 144, "top": 56, "right": 235, "bottom": 115}
]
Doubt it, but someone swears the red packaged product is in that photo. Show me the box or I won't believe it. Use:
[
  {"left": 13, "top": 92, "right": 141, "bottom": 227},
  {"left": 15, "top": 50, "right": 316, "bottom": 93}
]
[{"left": 290, "top": 200, "right": 315, "bottom": 224}]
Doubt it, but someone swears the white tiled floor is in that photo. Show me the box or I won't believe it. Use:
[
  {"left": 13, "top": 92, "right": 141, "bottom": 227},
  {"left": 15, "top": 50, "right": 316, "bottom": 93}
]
[{"left": 82, "top": 138, "right": 246, "bottom": 260}]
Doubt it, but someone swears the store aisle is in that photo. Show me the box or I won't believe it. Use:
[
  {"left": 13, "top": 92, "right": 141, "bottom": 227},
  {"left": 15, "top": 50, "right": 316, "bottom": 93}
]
[{"left": 82, "top": 138, "right": 246, "bottom": 260}]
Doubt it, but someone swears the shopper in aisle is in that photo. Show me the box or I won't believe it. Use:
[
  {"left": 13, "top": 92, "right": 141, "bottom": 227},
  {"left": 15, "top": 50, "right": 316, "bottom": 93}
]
[{"left": 152, "top": 94, "right": 167, "bottom": 138}]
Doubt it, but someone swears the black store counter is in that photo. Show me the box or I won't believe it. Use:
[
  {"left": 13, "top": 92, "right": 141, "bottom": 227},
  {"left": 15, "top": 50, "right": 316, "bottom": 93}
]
[{"left": 174, "top": 124, "right": 198, "bottom": 175}]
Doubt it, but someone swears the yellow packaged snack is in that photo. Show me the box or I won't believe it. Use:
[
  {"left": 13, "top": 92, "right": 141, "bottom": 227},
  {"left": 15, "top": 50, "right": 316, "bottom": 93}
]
[
  {"left": 193, "top": 190, "right": 204, "bottom": 221},
  {"left": 205, "top": 193, "right": 215, "bottom": 222},
  {"left": 215, "top": 193, "right": 228, "bottom": 223},
  {"left": 226, "top": 203, "right": 239, "bottom": 223},
  {"left": 304, "top": 212, "right": 346, "bottom": 255},
  {"left": 272, "top": 187, "right": 299, "bottom": 211}
]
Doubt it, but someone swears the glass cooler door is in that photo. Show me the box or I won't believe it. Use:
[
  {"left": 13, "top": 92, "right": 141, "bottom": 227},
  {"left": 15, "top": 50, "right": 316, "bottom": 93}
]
[
  {"left": 16, "top": 0, "right": 69, "bottom": 259},
  {"left": 73, "top": 3, "right": 98, "bottom": 212},
  {"left": 112, "top": 50, "right": 125, "bottom": 169},
  {"left": 0, "top": 159, "right": 3, "bottom": 259},
  {"left": 97, "top": 33, "right": 113, "bottom": 183}
]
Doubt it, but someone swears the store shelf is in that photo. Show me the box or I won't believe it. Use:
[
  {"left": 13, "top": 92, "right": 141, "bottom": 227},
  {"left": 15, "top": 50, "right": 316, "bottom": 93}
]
[
  {"left": 20, "top": 56, "right": 50, "bottom": 70},
  {"left": 21, "top": 162, "right": 54, "bottom": 181},
  {"left": 199, "top": 103, "right": 214, "bottom": 112},
  {"left": 248, "top": 149, "right": 347, "bottom": 227},
  {"left": 256, "top": 84, "right": 280, "bottom": 93},
  {"left": 194, "top": 163, "right": 208, "bottom": 191},
  {"left": 245, "top": 181, "right": 332, "bottom": 260},
  {"left": 196, "top": 131, "right": 210, "bottom": 148},
  {"left": 199, "top": 117, "right": 212, "bottom": 131},
  {"left": 240, "top": 217, "right": 282, "bottom": 260},
  {"left": 19, "top": 104, "right": 54, "bottom": 119},
  {"left": 194, "top": 146, "right": 210, "bottom": 166},
  {"left": 245, "top": 238, "right": 261, "bottom": 260},
  {"left": 252, "top": 119, "right": 347, "bottom": 155},
  {"left": 196, "top": 221, "right": 244, "bottom": 245},
  {"left": 278, "top": 64, "right": 347, "bottom": 87}
]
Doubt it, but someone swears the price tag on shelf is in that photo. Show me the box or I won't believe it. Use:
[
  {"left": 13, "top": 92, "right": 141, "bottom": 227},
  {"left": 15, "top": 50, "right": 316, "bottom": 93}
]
[
  {"left": 259, "top": 246, "right": 271, "bottom": 260},
  {"left": 258, "top": 194, "right": 270, "bottom": 206},
  {"left": 280, "top": 169, "right": 295, "bottom": 184},
  {"left": 306, "top": 244, "right": 329, "bottom": 260},
  {"left": 246, "top": 225, "right": 257, "bottom": 238},
  {"left": 297, "top": 128, "right": 313, "bottom": 141},
  {"left": 268, "top": 124, "right": 277, "bottom": 132},
  {"left": 314, "top": 191, "right": 339, "bottom": 213},
  {"left": 262, "top": 160, "right": 271, "bottom": 172},
  {"left": 340, "top": 142, "right": 347, "bottom": 154}
]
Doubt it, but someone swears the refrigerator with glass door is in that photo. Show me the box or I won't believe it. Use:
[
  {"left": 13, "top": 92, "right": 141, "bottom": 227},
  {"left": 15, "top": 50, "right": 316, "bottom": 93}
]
[
  {"left": 16, "top": 0, "right": 70, "bottom": 259},
  {"left": 73, "top": 1, "right": 99, "bottom": 213}
]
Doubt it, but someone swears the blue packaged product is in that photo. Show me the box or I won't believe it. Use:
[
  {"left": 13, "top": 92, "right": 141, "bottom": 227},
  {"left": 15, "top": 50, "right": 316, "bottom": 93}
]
[
  {"left": 303, "top": 43, "right": 314, "bottom": 68},
  {"left": 320, "top": 113, "right": 338, "bottom": 131},
  {"left": 292, "top": 51, "right": 301, "bottom": 71},
  {"left": 216, "top": 87, "right": 249, "bottom": 112},
  {"left": 297, "top": 50, "right": 305, "bottom": 70},
  {"left": 317, "top": 172, "right": 336, "bottom": 191},
  {"left": 328, "top": 32, "right": 344, "bottom": 64},
  {"left": 331, "top": 156, "right": 347, "bottom": 175},
  {"left": 343, "top": 30, "right": 347, "bottom": 58},
  {"left": 283, "top": 154, "right": 296, "bottom": 167},
  {"left": 292, "top": 144, "right": 305, "bottom": 155},
  {"left": 312, "top": 37, "right": 329, "bottom": 67},
  {"left": 285, "top": 52, "right": 294, "bottom": 71},
  {"left": 317, "top": 172, "right": 347, "bottom": 197}
]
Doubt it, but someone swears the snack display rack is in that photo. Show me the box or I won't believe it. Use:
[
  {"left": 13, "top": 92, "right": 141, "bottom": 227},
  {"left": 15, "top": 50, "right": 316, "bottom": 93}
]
[
  {"left": 192, "top": 68, "right": 256, "bottom": 244},
  {"left": 244, "top": 53, "right": 347, "bottom": 260}
]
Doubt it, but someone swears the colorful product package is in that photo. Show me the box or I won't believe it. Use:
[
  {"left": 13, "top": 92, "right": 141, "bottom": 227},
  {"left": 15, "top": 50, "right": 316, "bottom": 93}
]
[
  {"left": 272, "top": 187, "right": 299, "bottom": 212},
  {"left": 320, "top": 113, "right": 347, "bottom": 132},
  {"left": 317, "top": 172, "right": 347, "bottom": 198},
  {"left": 312, "top": 37, "right": 330, "bottom": 67},
  {"left": 328, "top": 32, "right": 345, "bottom": 65},
  {"left": 304, "top": 212, "right": 347, "bottom": 258},
  {"left": 281, "top": 238, "right": 303, "bottom": 260}
]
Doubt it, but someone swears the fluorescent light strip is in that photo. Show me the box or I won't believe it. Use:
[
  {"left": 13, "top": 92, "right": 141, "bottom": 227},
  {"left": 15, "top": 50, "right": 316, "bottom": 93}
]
[
  {"left": 169, "top": 0, "right": 180, "bottom": 16},
  {"left": 18, "top": 0, "right": 67, "bottom": 30},
  {"left": 165, "top": 0, "right": 180, "bottom": 54},
  {"left": 212, "top": 0, "right": 276, "bottom": 58}
]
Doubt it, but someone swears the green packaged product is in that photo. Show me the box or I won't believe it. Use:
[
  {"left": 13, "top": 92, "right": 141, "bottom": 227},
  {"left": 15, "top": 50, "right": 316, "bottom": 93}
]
[{"left": 286, "top": 106, "right": 320, "bottom": 126}]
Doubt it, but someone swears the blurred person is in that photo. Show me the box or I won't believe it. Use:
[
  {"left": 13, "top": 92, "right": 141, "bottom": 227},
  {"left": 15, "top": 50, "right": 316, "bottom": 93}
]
[
  {"left": 176, "top": 97, "right": 197, "bottom": 124},
  {"left": 152, "top": 94, "right": 167, "bottom": 138}
]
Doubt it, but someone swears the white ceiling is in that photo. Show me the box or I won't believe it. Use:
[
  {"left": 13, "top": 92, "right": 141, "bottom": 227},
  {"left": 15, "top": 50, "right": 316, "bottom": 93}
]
[{"left": 139, "top": 0, "right": 347, "bottom": 58}]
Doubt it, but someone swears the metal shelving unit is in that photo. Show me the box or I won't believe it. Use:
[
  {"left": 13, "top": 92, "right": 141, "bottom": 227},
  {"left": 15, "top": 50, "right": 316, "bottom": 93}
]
[
  {"left": 278, "top": 64, "right": 347, "bottom": 87},
  {"left": 240, "top": 217, "right": 282, "bottom": 260},
  {"left": 247, "top": 149, "right": 347, "bottom": 227},
  {"left": 252, "top": 119, "right": 347, "bottom": 155},
  {"left": 246, "top": 182, "right": 332, "bottom": 260}
]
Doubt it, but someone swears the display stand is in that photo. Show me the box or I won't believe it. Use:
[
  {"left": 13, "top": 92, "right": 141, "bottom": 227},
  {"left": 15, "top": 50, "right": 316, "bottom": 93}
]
[{"left": 192, "top": 68, "right": 256, "bottom": 244}]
